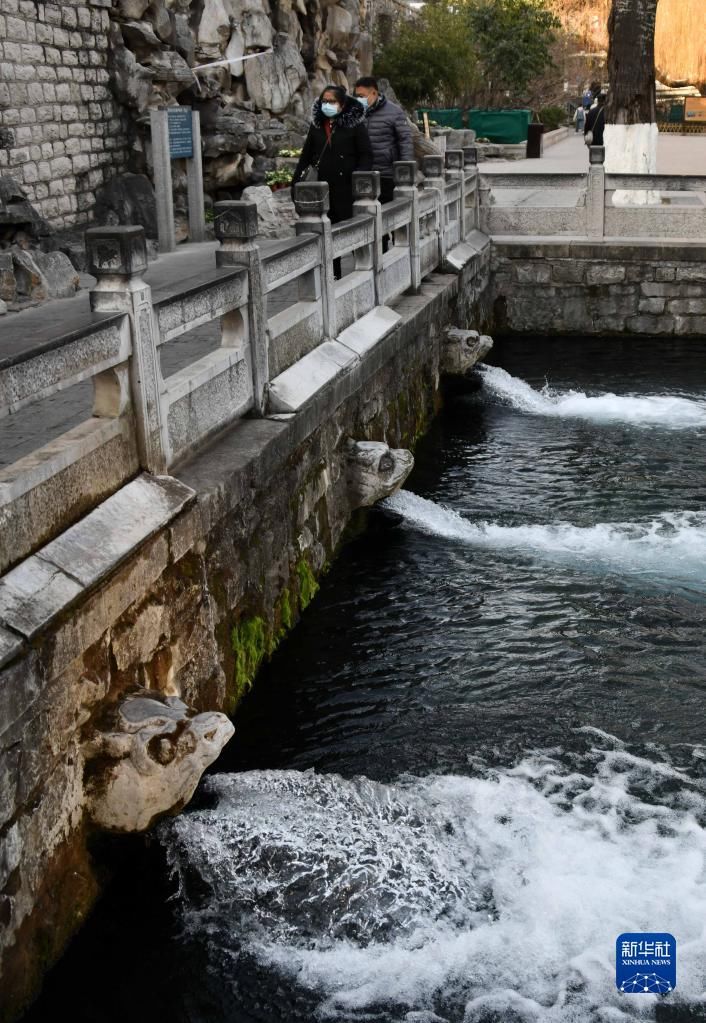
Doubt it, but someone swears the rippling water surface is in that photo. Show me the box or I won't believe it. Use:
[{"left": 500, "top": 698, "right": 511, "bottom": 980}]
[{"left": 28, "top": 336, "right": 706, "bottom": 1023}]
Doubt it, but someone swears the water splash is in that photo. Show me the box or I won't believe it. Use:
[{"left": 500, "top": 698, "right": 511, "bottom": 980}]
[
  {"left": 385, "top": 491, "right": 706, "bottom": 591},
  {"left": 479, "top": 365, "right": 706, "bottom": 429},
  {"left": 161, "top": 738, "right": 706, "bottom": 1021}
]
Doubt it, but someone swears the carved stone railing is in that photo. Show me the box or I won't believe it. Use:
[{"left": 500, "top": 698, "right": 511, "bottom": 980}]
[
  {"left": 5, "top": 143, "right": 700, "bottom": 574},
  {"left": 0, "top": 155, "right": 489, "bottom": 573},
  {"left": 480, "top": 146, "right": 706, "bottom": 239}
]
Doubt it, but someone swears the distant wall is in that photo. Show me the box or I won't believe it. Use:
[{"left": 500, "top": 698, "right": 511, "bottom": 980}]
[
  {"left": 491, "top": 239, "right": 706, "bottom": 335},
  {"left": 0, "top": 0, "right": 130, "bottom": 229}
]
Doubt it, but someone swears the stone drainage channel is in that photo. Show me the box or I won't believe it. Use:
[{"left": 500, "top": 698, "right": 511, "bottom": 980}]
[{"left": 23, "top": 333, "right": 706, "bottom": 1023}]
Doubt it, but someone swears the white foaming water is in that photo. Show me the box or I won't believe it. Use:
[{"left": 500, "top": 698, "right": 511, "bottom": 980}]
[
  {"left": 162, "top": 739, "right": 706, "bottom": 1022},
  {"left": 479, "top": 365, "right": 706, "bottom": 429},
  {"left": 385, "top": 491, "right": 706, "bottom": 591}
]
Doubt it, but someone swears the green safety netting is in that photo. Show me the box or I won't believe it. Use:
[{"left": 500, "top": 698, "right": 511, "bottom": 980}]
[
  {"left": 668, "top": 103, "right": 685, "bottom": 123},
  {"left": 467, "top": 109, "right": 532, "bottom": 143},
  {"left": 416, "top": 108, "right": 465, "bottom": 129}
]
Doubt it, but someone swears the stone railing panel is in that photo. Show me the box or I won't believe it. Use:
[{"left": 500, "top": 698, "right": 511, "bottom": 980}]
[
  {"left": 0, "top": 303, "right": 139, "bottom": 575},
  {"left": 605, "top": 175, "right": 706, "bottom": 192},
  {"left": 332, "top": 214, "right": 375, "bottom": 260},
  {"left": 155, "top": 269, "right": 250, "bottom": 344},
  {"left": 262, "top": 235, "right": 322, "bottom": 294},
  {"left": 166, "top": 349, "right": 254, "bottom": 466},
  {"left": 0, "top": 316, "right": 128, "bottom": 416},
  {"left": 381, "top": 197, "right": 413, "bottom": 236},
  {"left": 261, "top": 234, "right": 329, "bottom": 376}
]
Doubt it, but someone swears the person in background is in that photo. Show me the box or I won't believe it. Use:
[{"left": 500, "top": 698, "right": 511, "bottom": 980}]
[
  {"left": 573, "top": 105, "right": 586, "bottom": 133},
  {"left": 353, "top": 76, "right": 414, "bottom": 214},
  {"left": 582, "top": 86, "right": 594, "bottom": 110},
  {"left": 292, "top": 84, "right": 372, "bottom": 277},
  {"left": 584, "top": 92, "right": 607, "bottom": 147}
]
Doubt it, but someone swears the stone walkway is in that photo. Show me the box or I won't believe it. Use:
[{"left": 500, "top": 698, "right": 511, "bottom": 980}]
[{"left": 482, "top": 131, "right": 706, "bottom": 175}]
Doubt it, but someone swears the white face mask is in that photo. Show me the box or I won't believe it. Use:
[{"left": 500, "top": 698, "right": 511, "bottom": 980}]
[
  {"left": 321, "top": 102, "right": 340, "bottom": 118},
  {"left": 356, "top": 95, "right": 369, "bottom": 110}
]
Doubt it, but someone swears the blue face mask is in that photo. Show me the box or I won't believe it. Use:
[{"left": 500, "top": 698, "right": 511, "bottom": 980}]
[
  {"left": 356, "top": 95, "right": 368, "bottom": 110},
  {"left": 321, "top": 102, "right": 340, "bottom": 118}
]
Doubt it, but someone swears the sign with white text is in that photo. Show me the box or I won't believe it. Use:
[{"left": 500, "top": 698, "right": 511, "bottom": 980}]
[
  {"left": 616, "top": 932, "right": 676, "bottom": 994},
  {"left": 168, "top": 107, "right": 194, "bottom": 159}
]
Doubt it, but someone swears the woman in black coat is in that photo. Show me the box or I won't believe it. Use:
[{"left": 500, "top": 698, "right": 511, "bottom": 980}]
[{"left": 292, "top": 85, "right": 373, "bottom": 225}]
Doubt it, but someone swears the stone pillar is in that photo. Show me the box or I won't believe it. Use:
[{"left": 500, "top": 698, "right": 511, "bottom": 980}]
[
  {"left": 463, "top": 146, "right": 480, "bottom": 233},
  {"left": 86, "top": 226, "right": 169, "bottom": 473},
  {"left": 445, "top": 149, "right": 464, "bottom": 237},
  {"left": 150, "top": 110, "right": 176, "bottom": 254},
  {"left": 393, "top": 161, "right": 421, "bottom": 293},
  {"left": 293, "top": 182, "right": 337, "bottom": 342},
  {"left": 214, "top": 201, "right": 269, "bottom": 413},
  {"left": 352, "top": 170, "right": 383, "bottom": 305},
  {"left": 587, "top": 145, "right": 606, "bottom": 239},
  {"left": 186, "top": 110, "right": 206, "bottom": 244},
  {"left": 422, "top": 154, "right": 446, "bottom": 264}
]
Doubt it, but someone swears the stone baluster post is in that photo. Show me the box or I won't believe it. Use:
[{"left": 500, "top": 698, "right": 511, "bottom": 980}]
[
  {"left": 352, "top": 171, "right": 383, "bottom": 305},
  {"left": 587, "top": 146, "right": 606, "bottom": 239},
  {"left": 445, "top": 149, "right": 465, "bottom": 239},
  {"left": 393, "top": 161, "right": 421, "bottom": 293},
  {"left": 422, "top": 155, "right": 446, "bottom": 266},
  {"left": 86, "top": 226, "right": 169, "bottom": 473},
  {"left": 463, "top": 146, "right": 480, "bottom": 233},
  {"left": 293, "top": 182, "right": 337, "bottom": 342},
  {"left": 214, "top": 201, "right": 269, "bottom": 414}
]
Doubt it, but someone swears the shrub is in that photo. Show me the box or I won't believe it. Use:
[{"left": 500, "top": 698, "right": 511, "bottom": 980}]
[{"left": 538, "top": 105, "right": 567, "bottom": 131}]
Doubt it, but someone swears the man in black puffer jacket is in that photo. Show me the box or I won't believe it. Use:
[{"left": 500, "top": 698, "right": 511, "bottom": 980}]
[{"left": 353, "top": 76, "right": 414, "bottom": 208}]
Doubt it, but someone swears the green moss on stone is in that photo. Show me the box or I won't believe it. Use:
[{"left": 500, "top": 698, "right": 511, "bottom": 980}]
[
  {"left": 231, "top": 615, "right": 267, "bottom": 701},
  {"left": 280, "top": 588, "right": 293, "bottom": 631},
  {"left": 296, "top": 557, "right": 319, "bottom": 611}
]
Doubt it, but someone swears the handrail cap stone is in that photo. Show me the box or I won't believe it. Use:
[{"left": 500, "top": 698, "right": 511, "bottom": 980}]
[{"left": 85, "top": 225, "right": 147, "bottom": 277}]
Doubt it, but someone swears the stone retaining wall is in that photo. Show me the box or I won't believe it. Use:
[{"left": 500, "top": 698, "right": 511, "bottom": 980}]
[
  {"left": 491, "top": 240, "right": 706, "bottom": 335},
  {"left": 0, "top": 249, "right": 491, "bottom": 1022},
  {"left": 0, "top": 0, "right": 130, "bottom": 230}
]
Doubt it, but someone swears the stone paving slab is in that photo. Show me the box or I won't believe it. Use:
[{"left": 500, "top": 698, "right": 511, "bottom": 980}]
[{"left": 482, "top": 132, "right": 706, "bottom": 175}]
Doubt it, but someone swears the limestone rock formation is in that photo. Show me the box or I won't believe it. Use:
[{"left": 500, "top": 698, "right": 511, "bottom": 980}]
[
  {"left": 83, "top": 691, "right": 234, "bottom": 832},
  {"left": 94, "top": 173, "right": 160, "bottom": 240},
  {"left": 442, "top": 328, "right": 494, "bottom": 376},
  {"left": 345, "top": 440, "right": 414, "bottom": 508},
  {"left": 0, "top": 176, "right": 51, "bottom": 244},
  {"left": 102, "top": 0, "right": 375, "bottom": 220},
  {"left": 241, "top": 184, "right": 298, "bottom": 237}
]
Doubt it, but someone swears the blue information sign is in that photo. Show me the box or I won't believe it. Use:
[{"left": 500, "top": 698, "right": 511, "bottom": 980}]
[
  {"left": 616, "top": 933, "right": 676, "bottom": 995},
  {"left": 168, "top": 108, "right": 193, "bottom": 159}
]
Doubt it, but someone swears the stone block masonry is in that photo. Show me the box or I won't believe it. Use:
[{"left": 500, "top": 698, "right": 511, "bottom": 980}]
[
  {"left": 491, "top": 241, "right": 706, "bottom": 337},
  {"left": 0, "top": 0, "right": 130, "bottom": 229}
]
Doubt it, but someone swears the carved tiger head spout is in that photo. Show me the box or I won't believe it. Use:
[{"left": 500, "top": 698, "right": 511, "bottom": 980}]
[
  {"left": 83, "top": 691, "right": 234, "bottom": 833},
  {"left": 345, "top": 439, "right": 414, "bottom": 509},
  {"left": 442, "top": 328, "right": 494, "bottom": 377}
]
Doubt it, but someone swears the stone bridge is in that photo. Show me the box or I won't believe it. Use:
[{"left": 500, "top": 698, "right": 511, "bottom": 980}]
[{"left": 1, "top": 147, "right": 706, "bottom": 1020}]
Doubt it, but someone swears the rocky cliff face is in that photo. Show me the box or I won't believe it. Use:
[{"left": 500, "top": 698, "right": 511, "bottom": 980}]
[{"left": 109, "top": 0, "right": 373, "bottom": 196}]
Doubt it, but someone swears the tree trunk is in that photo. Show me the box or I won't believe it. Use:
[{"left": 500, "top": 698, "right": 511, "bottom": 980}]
[{"left": 604, "top": 0, "right": 660, "bottom": 202}]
